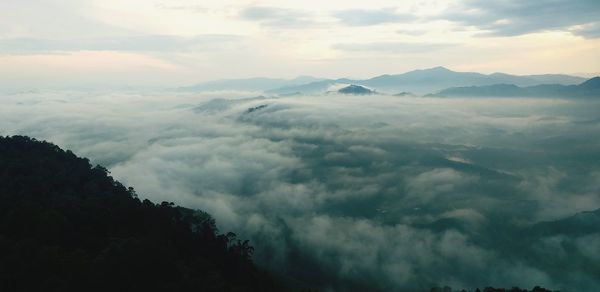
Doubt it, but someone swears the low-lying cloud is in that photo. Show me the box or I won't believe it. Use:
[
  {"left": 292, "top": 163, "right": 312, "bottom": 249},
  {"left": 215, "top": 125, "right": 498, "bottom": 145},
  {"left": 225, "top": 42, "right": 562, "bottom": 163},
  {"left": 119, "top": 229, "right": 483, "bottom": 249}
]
[{"left": 1, "top": 90, "right": 600, "bottom": 291}]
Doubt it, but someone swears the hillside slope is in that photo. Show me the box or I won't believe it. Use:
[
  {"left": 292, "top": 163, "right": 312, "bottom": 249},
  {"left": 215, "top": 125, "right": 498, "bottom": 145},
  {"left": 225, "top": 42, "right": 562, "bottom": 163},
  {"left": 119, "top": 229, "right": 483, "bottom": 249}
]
[{"left": 0, "top": 135, "right": 282, "bottom": 292}]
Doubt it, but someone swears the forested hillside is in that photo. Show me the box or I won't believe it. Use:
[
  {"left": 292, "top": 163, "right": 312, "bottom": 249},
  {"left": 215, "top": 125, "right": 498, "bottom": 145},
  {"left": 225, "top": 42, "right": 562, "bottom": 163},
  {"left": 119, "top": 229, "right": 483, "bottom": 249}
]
[{"left": 0, "top": 135, "right": 282, "bottom": 291}]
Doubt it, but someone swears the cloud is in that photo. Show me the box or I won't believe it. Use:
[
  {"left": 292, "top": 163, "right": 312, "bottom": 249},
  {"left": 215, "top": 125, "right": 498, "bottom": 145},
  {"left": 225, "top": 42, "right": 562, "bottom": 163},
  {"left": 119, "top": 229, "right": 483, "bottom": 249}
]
[
  {"left": 0, "top": 0, "right": 127, "bottom": 38},
  {"left": 442, "top": 0, "right": 600, "bottom": 38},
  {"left": 396, "top": 29, "right": 428, "bottom": 36},
  {"left": 571, "top": 22, "right": 600, "bottom": 38},
  {"left": 239, "top": 6, "right": 316, "bottom": 28},
  {"left": 287, "top": 215, "right": 492, "bottom": 290},
  {"left": 155, "top": 3, "right": 207, "bottom": 13},
  {"left": 332, "top": 42, "right": 454, "bottom": 53},
  {"left": 406, "top": 168, "right": 478, "bottom": 203},
  {"left": 0, "top": 35, "right": 241, "bottom": 54},
  {"left": 333, "top": 9, "right": 415, "bottom": 26},
  {"left": 1, "top": 90, "right": 600, "bottom": 290}
]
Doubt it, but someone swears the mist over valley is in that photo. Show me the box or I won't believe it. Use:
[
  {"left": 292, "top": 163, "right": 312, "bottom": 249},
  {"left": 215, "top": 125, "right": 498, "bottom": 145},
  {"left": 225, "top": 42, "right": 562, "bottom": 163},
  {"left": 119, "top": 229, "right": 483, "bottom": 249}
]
[{"left": 2, "top": 84, "right": 600, "bottom": 290}]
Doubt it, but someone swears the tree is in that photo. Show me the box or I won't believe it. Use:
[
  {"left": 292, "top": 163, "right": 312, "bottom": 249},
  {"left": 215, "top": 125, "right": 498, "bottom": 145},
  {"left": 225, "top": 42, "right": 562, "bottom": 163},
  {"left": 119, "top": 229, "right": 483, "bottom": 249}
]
[{"left": 0, "top": 135, "right": 283, "bottom": 292}]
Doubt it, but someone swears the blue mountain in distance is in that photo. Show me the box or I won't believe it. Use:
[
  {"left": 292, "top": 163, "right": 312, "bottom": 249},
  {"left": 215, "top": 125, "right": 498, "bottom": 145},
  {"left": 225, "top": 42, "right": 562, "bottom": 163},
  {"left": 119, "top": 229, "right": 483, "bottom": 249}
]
[
  {"left": 580, "top": 76, "right": 600, "bottom": 90},
  {"left": 181, "top": 75, "right": 324, "bottom": 92},
  {"left": 394, "top": 92, "right": 416, "bottom": 97},
  {"left": 180, "top": 67, "right": 589, "bottom": 96},
  {"left": 429, "top": 76, "right": 600, "bottom": 98},
  {"left": 266, "top": 67, "right": 587, "bottom": 95},
  {"left": 336, "top": 84, "right": 376, "bottom": 95}
]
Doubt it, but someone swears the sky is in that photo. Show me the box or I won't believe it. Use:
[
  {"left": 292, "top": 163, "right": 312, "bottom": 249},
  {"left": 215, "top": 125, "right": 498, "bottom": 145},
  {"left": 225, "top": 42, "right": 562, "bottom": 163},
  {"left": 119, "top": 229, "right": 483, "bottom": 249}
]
[{"left": 1, "top": 0, "right": 600, "bottom": 89}]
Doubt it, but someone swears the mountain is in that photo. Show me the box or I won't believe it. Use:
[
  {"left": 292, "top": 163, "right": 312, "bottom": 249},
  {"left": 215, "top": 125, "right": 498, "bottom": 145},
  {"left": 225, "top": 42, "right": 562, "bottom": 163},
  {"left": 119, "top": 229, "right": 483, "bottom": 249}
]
[
  {"left": 361, "top": 66, "right": 491, "bottom": 93},
  {"left": 579, "top": 76, "right": 600, "bottom": 91},
  {"left": 516, "top": 73, "right": 588, "bottom": 85},
  {"left": 337, "top": 84, "right": 376, "bottom": 95},
  {"left": 394, "top": 92, "right": 416, "bottom": 97},
  {"left": 181, "top": 76, "right": 324, "bottom": 92},
  {"left": 430, "top": 77, "right": 600, "bottom": 98},
  {"left": 0, "top": 135, "right": 283, "bottom": 292},
  {"left": 267, "top": 67, "right": 586, "bottom": 95},
  {"left": 265, "top": 79, "right": 353, "bottom": 95}
]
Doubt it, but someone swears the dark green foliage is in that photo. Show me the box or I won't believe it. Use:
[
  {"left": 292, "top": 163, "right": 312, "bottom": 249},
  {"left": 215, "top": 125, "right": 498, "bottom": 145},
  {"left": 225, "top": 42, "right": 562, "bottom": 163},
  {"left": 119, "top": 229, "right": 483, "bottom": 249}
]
[{"left": 0, "top": 135, "right": 282, "bottom": 291}]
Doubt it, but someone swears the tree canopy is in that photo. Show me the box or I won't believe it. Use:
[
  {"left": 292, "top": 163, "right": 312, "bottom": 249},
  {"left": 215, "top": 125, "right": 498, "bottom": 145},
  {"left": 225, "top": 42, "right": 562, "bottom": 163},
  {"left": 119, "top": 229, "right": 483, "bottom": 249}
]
[{"left": 0, "top": 135, "right": 282, "bottom": 291}]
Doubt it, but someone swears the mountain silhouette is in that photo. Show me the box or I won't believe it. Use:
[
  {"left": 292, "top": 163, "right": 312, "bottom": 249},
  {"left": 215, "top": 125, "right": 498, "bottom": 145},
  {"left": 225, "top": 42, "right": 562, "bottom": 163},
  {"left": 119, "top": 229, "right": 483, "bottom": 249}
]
[
  {"left": 337, "top": 84, "right": 376, "bottom": 95},
  {"left": 181, "top": 76, "right": 324, "bottom": 92},
  {"left": 430, "top": 77, "right": 600, "bottom": 98},
  {"left": 0, "top": 135, "right": 283, "bottom": 292},
  {"left": 266, "top": 67, "right": 586, "bottom": 95}
]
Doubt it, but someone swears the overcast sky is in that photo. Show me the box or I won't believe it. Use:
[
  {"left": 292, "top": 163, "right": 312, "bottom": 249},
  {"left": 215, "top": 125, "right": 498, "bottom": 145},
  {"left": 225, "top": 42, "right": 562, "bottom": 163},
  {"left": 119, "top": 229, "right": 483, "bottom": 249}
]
[{"left": 1, "top": 0, "right": 599, "bottom": 88}]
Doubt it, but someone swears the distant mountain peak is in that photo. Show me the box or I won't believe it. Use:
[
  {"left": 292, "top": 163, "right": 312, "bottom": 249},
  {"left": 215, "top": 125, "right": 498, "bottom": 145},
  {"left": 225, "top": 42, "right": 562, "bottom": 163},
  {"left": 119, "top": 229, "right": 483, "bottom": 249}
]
[
  {"left": 267, "top": 67, "right": 586, "bottom": 96},
  {"left": 291, "top": 75, "right": 323, "bottom": 82},
  {"left": 431, "top": 78, "right": 600, "bottom": 98},
  {"left": 580, "top": 76, "right": 600, "bottom": 88},
  {"left": 337, "top": 84, "right": 375, "bottom": 95},
  {"left": 425, "top": 66, "right": 452, "bottom": 72},
  {"left": 182, "top": 75, "right": 324, "bottom": 92},
  {"left": 394, "top": 91, "right": 416, "bottom": 97}
]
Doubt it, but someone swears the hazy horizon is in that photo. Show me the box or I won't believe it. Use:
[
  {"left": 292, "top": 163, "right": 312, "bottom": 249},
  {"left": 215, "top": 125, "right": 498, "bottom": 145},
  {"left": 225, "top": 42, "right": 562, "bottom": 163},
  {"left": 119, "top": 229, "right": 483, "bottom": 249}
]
[{"left": 2, "top": 65, "right": 597, "bottom": 93}]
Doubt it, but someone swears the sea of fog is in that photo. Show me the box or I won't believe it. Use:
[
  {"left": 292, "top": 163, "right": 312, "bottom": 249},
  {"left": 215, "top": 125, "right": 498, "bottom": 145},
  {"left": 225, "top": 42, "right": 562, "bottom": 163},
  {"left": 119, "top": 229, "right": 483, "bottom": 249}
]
[{"left": 2, "top": 91, "right": 600, "bottom": 291}]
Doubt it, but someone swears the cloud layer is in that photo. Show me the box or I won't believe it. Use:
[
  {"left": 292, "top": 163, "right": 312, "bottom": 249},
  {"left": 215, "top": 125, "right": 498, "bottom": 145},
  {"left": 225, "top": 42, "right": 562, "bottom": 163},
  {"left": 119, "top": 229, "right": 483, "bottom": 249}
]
[{"left": 2, "top": 90, "right": 600, "bottom": 290}]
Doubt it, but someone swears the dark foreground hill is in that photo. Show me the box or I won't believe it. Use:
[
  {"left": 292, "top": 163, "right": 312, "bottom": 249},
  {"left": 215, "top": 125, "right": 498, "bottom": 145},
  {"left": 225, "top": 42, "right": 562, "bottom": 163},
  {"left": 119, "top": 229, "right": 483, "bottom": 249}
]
[{"left": 0, "top": 135, "right": 282, "bottom": 292}]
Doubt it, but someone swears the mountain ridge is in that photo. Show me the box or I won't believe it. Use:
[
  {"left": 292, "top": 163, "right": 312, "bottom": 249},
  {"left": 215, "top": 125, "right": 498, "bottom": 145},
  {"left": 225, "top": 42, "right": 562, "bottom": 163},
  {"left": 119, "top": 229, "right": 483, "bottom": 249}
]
[
  {"left": 266, "top": 67, "right": 587, "bottom": 95},
  {"left": 181, "top": 76, "right": 324, "bottom": 92},
  {"left": 429, "top": 76, "right": 600, "bottom": 98},
  {"left": 336, "top": 84, "right": 376, "bottom": 95}
]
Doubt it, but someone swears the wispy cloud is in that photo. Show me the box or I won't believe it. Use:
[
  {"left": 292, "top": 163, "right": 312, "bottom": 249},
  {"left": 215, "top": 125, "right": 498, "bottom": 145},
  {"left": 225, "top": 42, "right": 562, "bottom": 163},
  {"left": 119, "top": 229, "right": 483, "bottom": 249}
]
[
  {"left": 571, "top": 22, "right": 600, "bottom": 38},
  {"left": 333, "top": 9, "right": 415, "bottom": 26},
  {"left": 239, "top": 6, "right": 316, "bottom": 28},
  {"left": 332, "top": 41, "right": 454, "bottom": 53},
  {"left": 396, "top": 29, "right": 428, "bottom": 36},
  {"left": 155, "top": 3, "right": 207, "bottom": 13},
  {"left": 441, "top": 0, "right": 600, "bottom": 38},
  {"left": 0, "top": 35, "right": 242, "bottom": 54}
]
